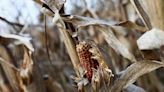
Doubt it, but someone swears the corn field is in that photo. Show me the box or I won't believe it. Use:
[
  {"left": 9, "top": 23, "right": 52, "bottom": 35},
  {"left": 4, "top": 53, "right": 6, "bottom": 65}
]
[{"left": 0, "top": 0, "right": 164, "bottom": 92}]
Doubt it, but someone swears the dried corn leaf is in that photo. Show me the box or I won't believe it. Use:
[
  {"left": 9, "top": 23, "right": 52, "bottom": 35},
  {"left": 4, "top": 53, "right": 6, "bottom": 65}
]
[
  {"left": 91, "top": 68, "right": 101, "bottom": 91},
  {"left": 88, "top": 42, "right": 114, "bottom": 81},
  {"left": 0, "top": 32, "right": 34, "bottom": 52},
  {"left": 130, "top": 0, "right": 152, "bottom": 30},
  {"left": 110, "top": 60, "right": 164, "bottom": 92},
  {"left": 58, "top": 28, "right": 80, "bottom": 75},
  {"left": 89, "top": 44, "right": 109, "bottom": 70},
  {"left": 137, "top": 0, "right": 164, "bottom": 30},
  {"left": 137, "top": 28, "right": 164, "bottom": 50},
  {"left": 42, "top": 0, "right": 80, "bottom": 77},
  {"left": 0, "top": 45, "right": 20, "bottom": 92},
  {"left": 61, "top": 15, "right": 116, "bottom": 28},
  {"left": 0, "top": 31, "right": 35, "bottom": 92},
  {"left": 17, "top": 46, "right": 33, "bottom": 92},
  {"left": 115, "top": 21, "right": 147, "bottom": 32},
  {"left": 20, "top": 47, "right": 33, "bottom": 85},
  {"left": 99, "top": 26, "right": 136, "bottom": 62},
  {"left": 0, "top": 68, "right": 11, "bottom": 92}
]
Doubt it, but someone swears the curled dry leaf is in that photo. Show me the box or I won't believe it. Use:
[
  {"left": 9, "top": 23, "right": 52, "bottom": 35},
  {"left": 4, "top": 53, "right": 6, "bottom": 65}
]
[
  {"left": 130, "top": 0, "right": 152, "bottom": 30},
  {"left": 0, "top": 67, "right": 13, "bottom": 91},
  {"left": 115, "top": 21, "right": 147, "bottom": 32},
  {"left": 137, "top": 28, "right": 164, "bottom": 50},
  {"left": 89, "top": 45, "right": 109, "bottom": 70},
  {"left": 20, "top": 46, "right": 33, "bottom": 85},
  {"left": 0, "top": 32, "right": 34, "bottom": 52},
  {"left": 91, "top": 68, "right": 101, "bottom": 91},
  {"left": 110, "top": 60, "right": 164, "bottom": 92},
  {"left": 18, "top": 46, "right": 33, "bottom": 92},
  {"left": 61, "top": 15, "right": 116, "bottom": 28},
  {"left": 99, "top": 26, "right": 136, "bottom": 62},
  {"left": 0, "top": 56, "right": 20, "bottom": 92},
  {"left": 89, "top": 42, "right": 114, "bottom": 75},
  {"left": 89, "top": 42, "right": 113, "bottom": 91}
]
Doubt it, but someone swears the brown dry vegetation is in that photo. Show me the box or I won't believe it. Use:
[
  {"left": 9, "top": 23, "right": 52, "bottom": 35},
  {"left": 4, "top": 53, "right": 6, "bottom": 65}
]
[{"left": 0, "top": 0, "right": 164, "bottom": 92}]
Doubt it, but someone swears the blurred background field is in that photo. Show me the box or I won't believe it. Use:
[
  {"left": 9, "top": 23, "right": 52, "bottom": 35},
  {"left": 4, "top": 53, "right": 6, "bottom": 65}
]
[{"left": 0, "top": 0, "right": 164, "bottom": 92}]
